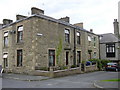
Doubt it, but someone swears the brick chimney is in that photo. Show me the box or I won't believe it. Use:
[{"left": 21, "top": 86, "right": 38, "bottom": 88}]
[
  {"left": 16, "top": 15, "right": 27, "bottom": 20},
  {"left": 31, "top": 7, "right": 44, "bottom": 15},
  {"left": 3, "top": 19, "right": 13, "bottom": 25},
  {"left": 113, "top": 19, "right": 119, "bottom": 38},
  {"left": 59, "top": 16, "right": 70, "bottom": 23},
  {"left": 74, "top": 23, "right": 83, "bottom": 28}
]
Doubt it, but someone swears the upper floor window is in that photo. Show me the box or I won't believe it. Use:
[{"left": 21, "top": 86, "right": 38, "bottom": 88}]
[
  {"left": 77, "top": 32, "right": 81, "bottom": 44},
  {"left": 88, "top": 35, "right": 91, "bottom": 46},
  {"left": 94, "top": 37, "right": 96, "bottom": 41},
  {"left": 106, "top": 43, "right": 115, "bottom": 57},
  {"left": 4, "top": 32, "right": 9, "bottom": 47},
  {"left": 17, "top": 25, "right": 23, "bottom": 43},
  {"left": 65, "top": 29, "right": 70, "bottom": 43},
  {"left": 88, "top": 36, "right": 92, "bottom": 41}
]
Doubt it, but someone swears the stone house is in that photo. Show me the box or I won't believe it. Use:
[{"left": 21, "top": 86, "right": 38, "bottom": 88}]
[
  {"left": 100, "top": 19, "right": 120, "bottom": 63},
  {"left": 0, "top": 7, "right": 99, "bottom": 75},
  {"left": 0, "top": 26, "right": 2, "bottom": 65}
]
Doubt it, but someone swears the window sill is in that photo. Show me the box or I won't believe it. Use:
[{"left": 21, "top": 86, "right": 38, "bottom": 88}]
[
  {"left": 3, "top": 46, "right": 9, "bottom": 49},
  {"left": 16, "top": 42, "right": 24, "bottom": 45},
  {"left": 16, "top": 66, "right": 23, "bottom": 68}
]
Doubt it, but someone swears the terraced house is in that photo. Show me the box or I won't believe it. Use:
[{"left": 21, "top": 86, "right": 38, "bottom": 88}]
[{"left": 0, "top": 7, "right": 99, "bottom": 76}]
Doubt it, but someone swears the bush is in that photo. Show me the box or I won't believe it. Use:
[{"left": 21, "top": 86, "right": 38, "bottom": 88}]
[
  {"left": 89, "top": 59, "right": 110, "bottom": 70},
  {"left": 71, "top": 65, "right": 77, "bottom": 68}
]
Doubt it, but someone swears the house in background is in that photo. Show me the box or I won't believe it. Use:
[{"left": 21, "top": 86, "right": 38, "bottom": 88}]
[
  {"left": 100, "top": 19, "right": 120, "bottom": 63},
  {"left": 0, "top": 7, "right": 99, "bottom": 76}
]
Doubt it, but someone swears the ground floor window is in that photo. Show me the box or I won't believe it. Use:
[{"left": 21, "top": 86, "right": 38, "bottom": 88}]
[
  {"left": 17, "top": 49, "right": 23, "bottom": 67},
  {"left": 77, "top": 51, "right": 81, "bottom": 66},
  {"left": 3, "top": 53, "right": 8, "bottom": 68},
  {"left": 49, "top": 50, "right": 55, "bottom": 66}
]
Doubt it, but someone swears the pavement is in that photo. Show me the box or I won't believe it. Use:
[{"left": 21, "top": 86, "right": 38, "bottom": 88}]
[
  {"left": 1, "top": 73, "right": 51, "bottom": 81},
  {"left": 1, "top": 73, "right": 119, "bottom": 89}
]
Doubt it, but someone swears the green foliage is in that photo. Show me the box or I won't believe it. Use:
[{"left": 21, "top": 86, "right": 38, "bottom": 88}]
[
  {"left": 60, "top": 66, "right": 68, "bottom": 70},
  {"left": 39, "top": 67, "right": 49, "bottom": 71},
  {"left": 101, "top": 79, "right": 120, "bottom": 82},
  {"left": 71, "top": 65, "right": 77, "bottom": 68},
  {"left": 81, "top": 60, "right": 86, "bottom": 64},
  {"left": 89, "top": 59, "right": 111, "bottom": 70},
  {"left": 56, "top": 38, "right": 63, "bottom": 65}
]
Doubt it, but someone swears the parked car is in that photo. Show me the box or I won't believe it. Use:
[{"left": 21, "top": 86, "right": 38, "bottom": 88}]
[
  {"left": 105, "top": 62, "right": 120, "bottom": 72},
  {"left": 86, "top": 61, "right": 92, "bottom": 66}
]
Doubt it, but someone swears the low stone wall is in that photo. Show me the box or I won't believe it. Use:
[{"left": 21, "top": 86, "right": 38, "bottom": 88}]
[
  {"left": 4, "top": 64, "right": 98, "bottom": 77},
  {"left": 85, "top": 64, "right": 98, "bottom": 72},
  {"left": 31, "top": 67, "right": 81, "bottom": 78}
]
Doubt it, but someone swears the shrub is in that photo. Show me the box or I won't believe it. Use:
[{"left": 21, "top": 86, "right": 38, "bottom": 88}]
[
  {"left": 71, "top": 65, "right": 77, "bottom": 68},
  {"left": 89, "top": 59, "right": 110, "bottom": 70}
]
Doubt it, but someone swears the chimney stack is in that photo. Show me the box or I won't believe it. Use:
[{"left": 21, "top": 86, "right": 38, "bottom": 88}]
[
  {"left": 113, "top": 19, "right": 119, "bottom": 38},
  {"left": 3, "top": 19, "right": 13, "bottom": 25},
  {"left": 74, "top": 23, "right": 83, "bottom": 28},
  {"left": 16, "top": 15, "right": 27, "bottom": 20},
  {"left": 59, "top": 16, "right": 70, "bottom": 23},
  {"left": 31, "top": 7, "right": 44, "bottom": 15}
]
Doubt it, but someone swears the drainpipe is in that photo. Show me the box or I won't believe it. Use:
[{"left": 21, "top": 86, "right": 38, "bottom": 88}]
[{"left": 73, "top": 28, "right": 76, "bottom": 65}]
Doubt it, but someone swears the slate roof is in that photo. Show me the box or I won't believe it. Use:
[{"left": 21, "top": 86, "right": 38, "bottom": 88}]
[
  {"left": 0, "top": 14, "right": 97, "bottom": 35},
  {"left": 100, "top": 33, "right": 119, "bottom": 43}
]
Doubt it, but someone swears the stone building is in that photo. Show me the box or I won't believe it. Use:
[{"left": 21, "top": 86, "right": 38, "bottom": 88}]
[
  {"left": 0, "top": 26, "right": 2, "bottom": 65},
  {"left": 0, "top": 7, "right": 99, "bottom": 74},
  {"left": 100, "top": 19, "right": 120, "bottom": 63}
]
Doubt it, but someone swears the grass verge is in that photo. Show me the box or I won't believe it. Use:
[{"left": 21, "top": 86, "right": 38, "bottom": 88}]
[{"left": 101, "top": 79, "right": 120, "bottom": 82}]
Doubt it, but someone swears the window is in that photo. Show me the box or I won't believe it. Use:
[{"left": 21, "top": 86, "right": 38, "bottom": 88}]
[
  {"left": 4, "top": 32, "right": 8, "bottom": 47},
  {"left": 77, "top": 51, "right": 81, "bottom": 66},
  {"left": 94, "top": 37, "right": 96, "bottom": 41},
  {"left": 93, "top": 52, "right": 97, "bottom": 58},
  {"left": 88, "top": 35, "right": 91, "bottom": 46},
  {"left": 94, "top": 43, "right": 96, "bottom": 46},
  {"left": 65, "top": 29, "right": 70, "bottom": 43},
  {"left": 17, "top": 50, "right": 23, "bottom": 67},
  {"left": 88, "top": 36, "right": 92, "bottom": 41},
  {"left": 17, "top": 25, "right": 23, "bottom": 43},
  {"left": 49, "top": 50, "right": 55, "bottom": 66},
  {"left": 106, "top": 44, "right": 115, "bottom": 57},
  {"left": 3, "top": 53, "right": 8, "bottom": 68},
  {"left": 93, "top": 37, "right": 96, "bottom": 47},
  {"left": 77, "top": 32, "right": 81, "bottom": 44},
  {"left": 66, "top": 52, "right": 69, "bottom": 65}
]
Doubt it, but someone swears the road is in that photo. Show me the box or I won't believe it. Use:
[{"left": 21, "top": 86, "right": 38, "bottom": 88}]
[{"left": 2, "top": 71, "right": 119, "bottom": 88}]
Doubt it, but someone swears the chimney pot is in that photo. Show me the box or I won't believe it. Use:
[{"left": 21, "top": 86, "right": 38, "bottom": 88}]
[{"left": 90, "top": 29, "right": 93, "bottom": 33}]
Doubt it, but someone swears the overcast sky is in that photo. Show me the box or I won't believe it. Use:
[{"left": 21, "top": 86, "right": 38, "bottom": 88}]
[{"left": 0, "top": 0, "right": 119, "bottom": 34}]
